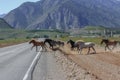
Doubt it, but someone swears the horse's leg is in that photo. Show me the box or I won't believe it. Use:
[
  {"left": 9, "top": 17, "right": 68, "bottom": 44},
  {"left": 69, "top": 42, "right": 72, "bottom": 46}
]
[
  {"left": 77, "top": 47, "right": 79, "bottom": 51},
  {"left": 44, "top": 45, "right": 47, "bottom": 51},
  {"left": 41, "top": 46, "right": 44, "bottom": 51},
  {"left": 45, "top": 46, "right": 47, "bottom": 51},
  {"left": 42, "top": 45, "right": 47, "bottom": 51},
  {"left": 107, "top": 45, "right": 111, "bottom": 51},
  {"left": 49, "top": 45, "right": 53, "bottom": 49},
  {"left": 78, "top": 46, "right": 82, "bottom": 54},
  {"left": 36, "top": 46, "right": 38, "bottom": 52},
  {"left": 112, "top": 44, "right": 116, "bottom": 50},
  {"left": 112, "top": 46, "right": 115, "bottom": 50},
  {"left": 105, "top": 45, "right": 107, "bottom": 51},
  {"left": 52, "top": 45, "right": 54, "bottom": 49},
  {"left": 87, "top": 47, "right": 90, "bottom": 54},
  {"left": 79, "top": 48, "right": 82, "bottom": 54},
  {"left": 31, "top": 45, "right": 34, "bottom": 50},
  {"left": 91, "top": 46, "right": 96, "bottom": 54},
  {"left": 42, "top": 46, "right": 45, "bottom": 52}
]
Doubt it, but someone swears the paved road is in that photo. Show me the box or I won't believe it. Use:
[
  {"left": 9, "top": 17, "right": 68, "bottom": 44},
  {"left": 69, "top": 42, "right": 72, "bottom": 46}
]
[
  {"left": 0, "top": 43, "right": 37, "bottom": 80},
  {"left": 33, "top": 51, "right": 66, "bottom": 80}
]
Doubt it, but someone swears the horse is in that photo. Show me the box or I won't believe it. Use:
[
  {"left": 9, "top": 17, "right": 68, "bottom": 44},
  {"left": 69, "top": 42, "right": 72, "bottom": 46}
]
[
  {"left": 55, "top": 40, "right": 64, "bottom": 47},
  {"left": 67, "top": 39, "right": 81, "bottom": 51},
  {"left": 44, "top": 38, "right": 57, "bottom": 49},
  {"left": 78, "top": 42, "right": 96, "bottom": 54},
  {"left": 44, "top": 39, "right": 65, "bottom": 49},
  {"left": 101, "top": 39, "right": 118, "bottom": 51},
  {"left": 29, "top": 39, "right": 47, "bottom": 52},
  {"left": 67, "top": 39, "right": 96, "bottom": 54}
]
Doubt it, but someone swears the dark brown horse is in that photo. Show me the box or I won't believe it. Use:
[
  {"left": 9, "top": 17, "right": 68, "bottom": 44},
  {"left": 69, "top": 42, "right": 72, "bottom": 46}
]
[
  {"left": 55, "top": 40, "right": 64, "bottom": 47},
  {"left": 44, "top": 38, "right": 64, "bottom": 49},
  {"left": 44, "top": 38, "right": 57, "bottom": 49},
  {"left": 67, "top": 39, "right": 79, "bottom": 50},
  {"left": 101, "top": 39, "right": 118, "bottom": 51},
  {"left": 67, "top": 39, "right": 85, "bottom": 50},
  {"left": 29, "top": 39, "right": 47, "bottom": 51}
]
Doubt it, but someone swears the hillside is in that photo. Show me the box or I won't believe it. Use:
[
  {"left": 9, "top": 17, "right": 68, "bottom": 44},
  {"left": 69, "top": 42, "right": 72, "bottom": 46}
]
[
  {"left": 0, "top": 18, "right": 12, "bottom": 29},
  {"left": 4, "top": 0, "right": 120, "bottom": 30}
]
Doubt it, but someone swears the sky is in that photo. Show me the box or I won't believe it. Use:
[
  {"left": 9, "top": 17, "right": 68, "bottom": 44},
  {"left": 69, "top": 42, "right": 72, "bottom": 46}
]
[{"left": 0, "top": 0, "right": 39, "bottom": 14}]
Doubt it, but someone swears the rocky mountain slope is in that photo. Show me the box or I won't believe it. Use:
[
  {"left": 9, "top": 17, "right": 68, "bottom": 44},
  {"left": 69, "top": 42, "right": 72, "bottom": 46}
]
[
  {"left": 4, "top": 0, "right": 120, "bottom": 30},
  {"left": 0, "top": 18, "right": 12, "bottom": 29}
]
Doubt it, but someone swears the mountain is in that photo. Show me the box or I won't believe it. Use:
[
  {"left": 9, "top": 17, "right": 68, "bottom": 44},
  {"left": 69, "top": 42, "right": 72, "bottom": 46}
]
[
  {"left": 0, "top": 14, "right": 6, "bottom": 18},
  {"left": 3, "top": 0, "right": 120, "bottom": 30},
  {"left": 0, "top": 18, "right": 12, "bottom": 29}
]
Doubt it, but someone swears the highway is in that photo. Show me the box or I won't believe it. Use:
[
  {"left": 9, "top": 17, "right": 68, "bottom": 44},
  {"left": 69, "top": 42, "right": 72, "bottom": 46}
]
[
  {"left": 0, "top": 43, "right": 37, "bottom": 80},
  {"left": 0, "top": 42, "right": 67, "bottom": 80}
]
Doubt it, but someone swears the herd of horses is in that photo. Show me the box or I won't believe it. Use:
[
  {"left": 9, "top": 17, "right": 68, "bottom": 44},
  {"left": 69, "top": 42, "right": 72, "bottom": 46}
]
[{"left": 29, "top": 38, "right": 120, "bottom": 54}]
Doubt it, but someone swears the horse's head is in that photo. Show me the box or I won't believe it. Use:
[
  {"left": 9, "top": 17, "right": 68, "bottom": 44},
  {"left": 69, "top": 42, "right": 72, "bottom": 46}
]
[
  {"left": 29, "top": 39, "right": 35, "bottom": 44},
  {"left": 67, "top": 39, "right": 75, "bottom": 46},
  {"left": 67, "top": 39, "right": 72, "bottom": 44},
  {"left": 44, "top": 38, "right": 52, "bottom": 43}
]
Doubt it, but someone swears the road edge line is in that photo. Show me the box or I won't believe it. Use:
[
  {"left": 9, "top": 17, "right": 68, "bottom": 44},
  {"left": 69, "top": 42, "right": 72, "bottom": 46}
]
[{"left": 23, "top": 48, "right": 42, "bottom": 80}]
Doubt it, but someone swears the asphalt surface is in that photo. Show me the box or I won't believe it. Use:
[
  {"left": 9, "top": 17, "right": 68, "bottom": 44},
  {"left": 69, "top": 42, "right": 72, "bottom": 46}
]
[
  {"left": 33, "top": 51, "right": 66, "bottom": 80},
  {"left": 0, "top": 43, "right": 37, "bottom": 80}
]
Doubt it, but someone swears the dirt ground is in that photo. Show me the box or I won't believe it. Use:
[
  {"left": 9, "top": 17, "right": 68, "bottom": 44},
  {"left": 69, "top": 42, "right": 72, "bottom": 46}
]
[{"left": 56, "top": 43, "right": 120, "bottom": 80}]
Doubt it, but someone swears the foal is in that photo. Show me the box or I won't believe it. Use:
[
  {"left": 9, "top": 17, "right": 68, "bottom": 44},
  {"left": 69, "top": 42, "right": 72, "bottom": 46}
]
[{"left": 29, "top": 39, "right": 47, "bottom": 51}]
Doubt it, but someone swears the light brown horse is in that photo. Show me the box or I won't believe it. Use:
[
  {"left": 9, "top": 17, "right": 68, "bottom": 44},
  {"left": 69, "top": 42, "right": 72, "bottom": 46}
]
[
  {"left": 29, "top": 39, "right": 47, "bottom": 51},
  {"left": 101, "top": 39, "right": 119, "bottom": 51},
  {"left": 67, "top": 39, "right": 96, "bottom": 54}
]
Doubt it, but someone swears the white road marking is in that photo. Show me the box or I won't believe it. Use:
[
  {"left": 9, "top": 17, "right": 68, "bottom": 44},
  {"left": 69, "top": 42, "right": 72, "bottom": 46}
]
[{"left": 23, "top": 48, "right": 42, "bottom": 80}]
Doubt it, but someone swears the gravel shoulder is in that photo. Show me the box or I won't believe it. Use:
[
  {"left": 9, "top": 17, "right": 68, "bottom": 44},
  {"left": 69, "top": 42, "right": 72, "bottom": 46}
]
[{"left": 33, "top": 50, "right": 98, "bottom": 80}]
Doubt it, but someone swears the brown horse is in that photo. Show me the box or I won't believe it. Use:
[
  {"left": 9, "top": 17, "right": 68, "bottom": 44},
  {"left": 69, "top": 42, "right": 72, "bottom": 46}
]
[
  {"left": 101, "top": 39, "right": 118, "bottom": 51},
  {"left": 29, "top": 39, "right": 47, "bottom": 52}
]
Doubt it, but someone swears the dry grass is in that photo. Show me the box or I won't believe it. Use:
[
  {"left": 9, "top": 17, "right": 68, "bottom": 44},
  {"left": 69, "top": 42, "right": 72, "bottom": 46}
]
[{"left": 0, "top": 38, "right": 29, "bottom": 48}]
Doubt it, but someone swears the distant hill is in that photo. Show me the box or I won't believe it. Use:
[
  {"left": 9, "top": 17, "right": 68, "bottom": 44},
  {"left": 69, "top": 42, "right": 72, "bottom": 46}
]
[
  {"left": 0, "top": 18, "right": 12, "bottom": 29},
  {"left": 3, "top": 0, "right": 120, "bottom": 30}
]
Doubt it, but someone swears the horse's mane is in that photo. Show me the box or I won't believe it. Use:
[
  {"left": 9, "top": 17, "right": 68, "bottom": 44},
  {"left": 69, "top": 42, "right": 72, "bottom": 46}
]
[
  {"left": 45, "top": 38, "right": 53, "bottom": 41},
  {"left": 29, "top": 39, "right": 41, "bottom": 44},
  {"left": 29, "top": 39, "right": 35, "bottom": 43},
  {"left": 31, "top": 39, "right": 36, "bottom": 41}
]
